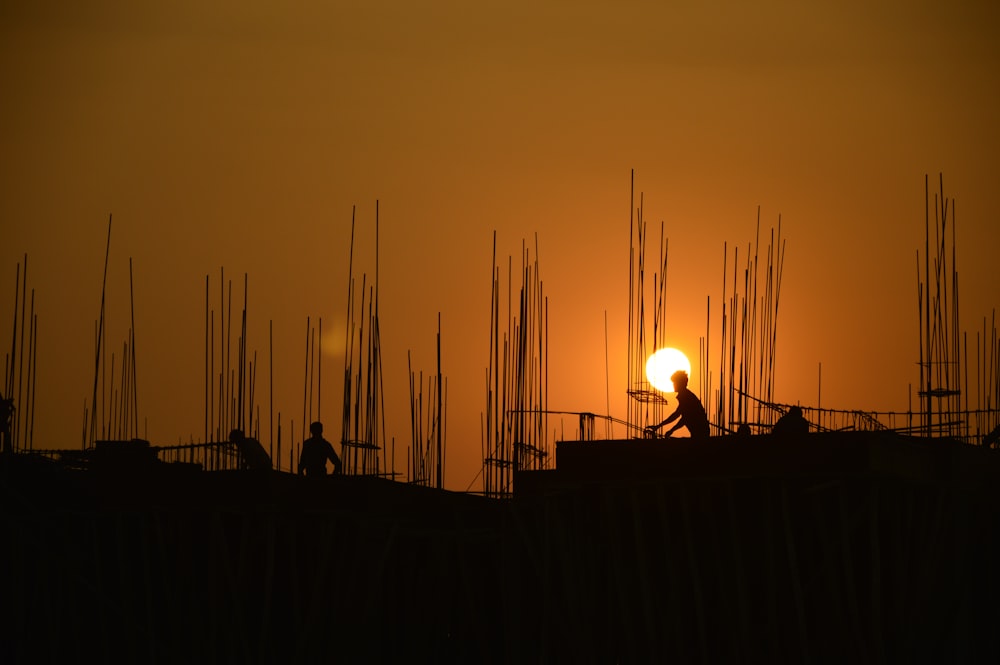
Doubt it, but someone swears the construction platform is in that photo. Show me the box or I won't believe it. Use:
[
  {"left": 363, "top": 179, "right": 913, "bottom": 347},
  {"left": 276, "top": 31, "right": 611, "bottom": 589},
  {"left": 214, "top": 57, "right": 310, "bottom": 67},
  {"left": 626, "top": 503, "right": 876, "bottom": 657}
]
[
  {"left": 517, "top": 430, "right": 1000, "bottom": 494},
  {"left": 2, "top": 431, "right": 999, "bottom": 663}
]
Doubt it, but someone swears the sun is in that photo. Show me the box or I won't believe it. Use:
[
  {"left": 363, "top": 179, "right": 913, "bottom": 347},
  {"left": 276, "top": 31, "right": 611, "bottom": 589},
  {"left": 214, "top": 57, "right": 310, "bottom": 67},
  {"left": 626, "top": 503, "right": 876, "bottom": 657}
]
[{"left": 645, "top": 347, "right": 692, "bottom": 392}]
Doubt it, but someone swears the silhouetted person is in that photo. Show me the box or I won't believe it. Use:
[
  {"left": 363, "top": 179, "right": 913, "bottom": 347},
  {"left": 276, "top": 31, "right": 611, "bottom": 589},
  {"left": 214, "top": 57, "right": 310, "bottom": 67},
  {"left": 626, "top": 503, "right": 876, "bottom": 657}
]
[
  {"left": 735, "top": 423, "right": 752, "bottom": 438},
  {"left": 772, "top": 405, "right": 809, "bottom": 436},
  {"left": 646, "top": 370, "right": 710, "bottom": 439},
  {"left": 298, "top": 421, "right": 342, "bottom": 476},
  {"left": 229, "top": 429, "right": 272, "bottom": 471},
  {"left": 0, "top": 395, "right": 12, "bottom": 453}
]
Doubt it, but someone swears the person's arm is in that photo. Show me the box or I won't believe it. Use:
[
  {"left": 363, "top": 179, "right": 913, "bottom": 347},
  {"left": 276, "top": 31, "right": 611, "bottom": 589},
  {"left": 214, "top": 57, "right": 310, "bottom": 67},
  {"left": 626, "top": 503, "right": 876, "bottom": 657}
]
[
  {"left": 325, "top": 441, "right": 342, "bottom": 474},
  {"left": 646, "top": 407, "right": 680, "bottom": 433},
  {"left": 660, "top": 395, "right": 691, "bottom": 436}
]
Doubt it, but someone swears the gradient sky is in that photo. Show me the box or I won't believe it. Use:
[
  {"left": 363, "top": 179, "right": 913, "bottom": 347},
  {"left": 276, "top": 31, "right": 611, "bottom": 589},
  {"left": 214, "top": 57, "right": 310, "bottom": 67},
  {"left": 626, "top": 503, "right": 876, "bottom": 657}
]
[{"left": 2, "top": 0, "right": 998, "bottom": 490}]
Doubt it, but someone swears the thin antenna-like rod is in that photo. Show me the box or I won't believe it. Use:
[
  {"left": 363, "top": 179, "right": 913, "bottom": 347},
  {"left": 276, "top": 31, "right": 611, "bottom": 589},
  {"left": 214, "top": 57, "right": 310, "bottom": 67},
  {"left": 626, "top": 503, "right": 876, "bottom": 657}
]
[
  {"left": 205, "top": 275, "right": 209, "bottom": 443},
  {"left": 704, "top": 296, "right": 710, "bottom": 413},
  {"left": 627, "top": 170, "right": 635, "bottom": 430},
  {"left": 818, "top": 362, "right": 822, "bottom": 411},
  {"left": 728, "top": 246, "right": 739, "bottom": 428},
  {"left": 225, "top": 276, "right": 232, "bottom": 434},
  {"left": 718, "top": 243, "right": 727, "bottom": 430},
  {"left": 303, "top": 316, "right": 310, "bottom": 434},
  {"left": 492, "top": 242, "right": 499, "bottom": 485},
  {"left": 15, "top": 259, "right": 28, "bottom": 447},
  {"left": 238, "top": 273, "right": 248, "bottom": 432},
  {"left": 218, "top": 268, "right": 224, "bottom": 440},
  {"left": 605, "top": 310, "right": 612, "bottom": 438},
  {"left": 916, "top": 252, "right": 924, "bottom": 432},
  {"left": 407, "top": 350, "right": 415, "bottom": 482},
  {"left": 269, "top": 320, "right": 274, "bottom": 463},
  {"left": 352, "top": 276, "right": 366, "bottom": 448},
  {"left": 89, "top": 216, "right": 112, "bottom": 447},
  {"left": 375, "top": 201, "right": 384, "bottom": 475},
  {"left": 770, "top": 223, "right": 786, "bottom": 405},
  {"left": 341, "top": 206, "right": 357, "bottom": 453},
  {"left": 436, "top": 312, "right": 442, "bottom": 489},
  {"left": 5, "top": 258, "right": 25, "bottom": 452},
  {"left": 308, "top": 324, "right": 315, "bottom": 426},
  {"left": 923, "top": 174, "right": 931, "bottom": 432},
  {"left": 317, "top": 318, "right": 322, "bottom": 423},
  {"left": 952, "top": 197, "right": 961, "bottom": 418},
  {"left": 210, "top": 310, "right": 215, "bottom": 442}
]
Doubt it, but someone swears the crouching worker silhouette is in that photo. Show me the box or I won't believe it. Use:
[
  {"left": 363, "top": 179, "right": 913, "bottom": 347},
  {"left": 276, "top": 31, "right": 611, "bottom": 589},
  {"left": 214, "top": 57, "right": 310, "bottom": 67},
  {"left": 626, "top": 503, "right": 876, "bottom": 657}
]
[
  {"left": 645, "top": 370, "right": 710, "bottom": 439},
  {"left": 298, "top": 421, "right": 342, "bottom": 476},
  {"left": 772, "top": 405, "right": 809, "bottom": 436},
  {"left": 229, "top": 429, "right": 273, "bottom": 471},
  {"left": 0, "top": 395, "right": 13, "bottom": 453}
]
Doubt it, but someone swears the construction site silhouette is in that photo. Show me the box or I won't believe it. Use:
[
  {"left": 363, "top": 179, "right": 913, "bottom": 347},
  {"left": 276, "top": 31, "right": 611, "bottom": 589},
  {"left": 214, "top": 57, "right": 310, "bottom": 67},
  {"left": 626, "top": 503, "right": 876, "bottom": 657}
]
[{"left": 1, "top": 175, "right": 999, "bottom": 663}]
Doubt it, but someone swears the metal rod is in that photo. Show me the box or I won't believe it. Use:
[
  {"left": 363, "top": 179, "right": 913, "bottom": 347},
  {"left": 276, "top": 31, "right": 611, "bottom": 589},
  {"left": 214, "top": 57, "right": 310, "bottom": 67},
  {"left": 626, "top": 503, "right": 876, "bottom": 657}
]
[{"left": 89, "top": 218, "right": 111, "bottom": 447}]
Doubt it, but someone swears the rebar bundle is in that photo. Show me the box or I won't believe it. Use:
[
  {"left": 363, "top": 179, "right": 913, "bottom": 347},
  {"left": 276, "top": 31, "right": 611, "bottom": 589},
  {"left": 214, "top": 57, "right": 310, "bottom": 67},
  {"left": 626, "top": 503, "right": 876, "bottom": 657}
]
[{"left": 482, "top": 233, "right": 548, "bottom": 499}]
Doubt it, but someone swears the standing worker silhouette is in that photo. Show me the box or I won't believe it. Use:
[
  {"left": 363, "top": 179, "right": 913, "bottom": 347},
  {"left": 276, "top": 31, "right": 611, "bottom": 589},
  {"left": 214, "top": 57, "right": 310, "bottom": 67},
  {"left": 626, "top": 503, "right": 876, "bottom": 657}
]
[
  {"left": 646, "top": 370, "right": 711, "bottom": 439},
  {"left": 298, "top": 421, "right": 342, "bottom": 476}
]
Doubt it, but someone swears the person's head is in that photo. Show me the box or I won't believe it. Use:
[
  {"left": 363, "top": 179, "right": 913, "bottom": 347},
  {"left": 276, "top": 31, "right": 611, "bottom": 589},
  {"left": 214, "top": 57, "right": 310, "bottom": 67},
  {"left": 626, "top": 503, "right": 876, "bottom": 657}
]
[
  {"left": 670, "top": 370, "right": 689, "bottom": 391},
  {"left": 789, "top": 405, "right": 802, "bottom": 417},
  {"left": 309, "top": 421, "right": 323, "bottom": 436},
  {"left": 229, "top": 429, "right": 243, "bottom": 443}
]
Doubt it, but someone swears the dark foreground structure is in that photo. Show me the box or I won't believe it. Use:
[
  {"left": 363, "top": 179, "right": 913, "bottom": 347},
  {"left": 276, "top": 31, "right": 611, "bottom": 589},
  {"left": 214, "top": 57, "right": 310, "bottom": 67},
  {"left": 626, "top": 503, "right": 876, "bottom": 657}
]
[{"left": 2, "top": 431, "right": 1000, "bottom": 663}]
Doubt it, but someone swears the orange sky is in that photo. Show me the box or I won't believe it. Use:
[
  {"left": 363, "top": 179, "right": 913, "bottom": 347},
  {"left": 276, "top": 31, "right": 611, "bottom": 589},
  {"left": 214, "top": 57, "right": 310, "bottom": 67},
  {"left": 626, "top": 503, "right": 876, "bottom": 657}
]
[{"left": 2, "top": 1, "right": 998, "bottom": 490}]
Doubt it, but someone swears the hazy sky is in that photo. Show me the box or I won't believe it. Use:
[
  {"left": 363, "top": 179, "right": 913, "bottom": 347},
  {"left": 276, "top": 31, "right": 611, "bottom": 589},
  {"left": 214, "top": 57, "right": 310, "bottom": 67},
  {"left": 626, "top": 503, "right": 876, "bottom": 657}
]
[{"left": 2, "top": 0, "right": 998, "bottom": 490}]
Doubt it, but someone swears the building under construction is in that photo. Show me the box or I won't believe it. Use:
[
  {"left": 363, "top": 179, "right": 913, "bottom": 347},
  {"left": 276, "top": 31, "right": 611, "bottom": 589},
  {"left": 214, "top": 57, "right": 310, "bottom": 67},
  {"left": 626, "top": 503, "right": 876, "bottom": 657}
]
[
  {"left": 3, "top": 426, "right": 1000, "bottom": 663},
  {"left": 2, "top": 176, "right": 999, "bottom": 662}
]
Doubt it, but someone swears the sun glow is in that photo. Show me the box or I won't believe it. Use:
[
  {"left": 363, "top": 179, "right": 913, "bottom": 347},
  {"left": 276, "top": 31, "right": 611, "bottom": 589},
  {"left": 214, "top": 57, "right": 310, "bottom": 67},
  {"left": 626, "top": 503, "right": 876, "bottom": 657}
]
[{"left": 645, "top": 347, "right": 692, "bottom": 392}]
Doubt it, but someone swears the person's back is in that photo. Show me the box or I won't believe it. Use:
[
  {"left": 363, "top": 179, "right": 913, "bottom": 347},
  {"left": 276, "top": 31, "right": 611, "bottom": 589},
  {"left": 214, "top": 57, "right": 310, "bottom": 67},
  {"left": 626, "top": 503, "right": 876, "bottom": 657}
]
[
  {"left": 240, "top": 438, "right": 272, "bottom": 471},
  {"left": 298, "top": 421, "right": 342, "bottom": 476},
  {"left": 646, "top": 370, "right": 711, "bottom": 439},
  {"left": 0, "top": 397, "right": 13, "bottom": 451},
  {"left": 299, "top": 436, "right": 332, "bottom": 476},
  {"left": 772, "top": 406, "right": 809, "bottom": 436},
  {"left": 676, "top": 387, "right": 710, "bottom": 438},
  {"left": 229, "top": 429, "right": 273, "bottom": 472}
]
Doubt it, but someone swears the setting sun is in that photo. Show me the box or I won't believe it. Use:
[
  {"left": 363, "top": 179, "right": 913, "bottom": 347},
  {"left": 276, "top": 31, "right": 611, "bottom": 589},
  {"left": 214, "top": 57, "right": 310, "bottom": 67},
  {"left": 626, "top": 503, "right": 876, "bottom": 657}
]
[{"left": 646, "top": 347, "right": 692, "bottom": 392}]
